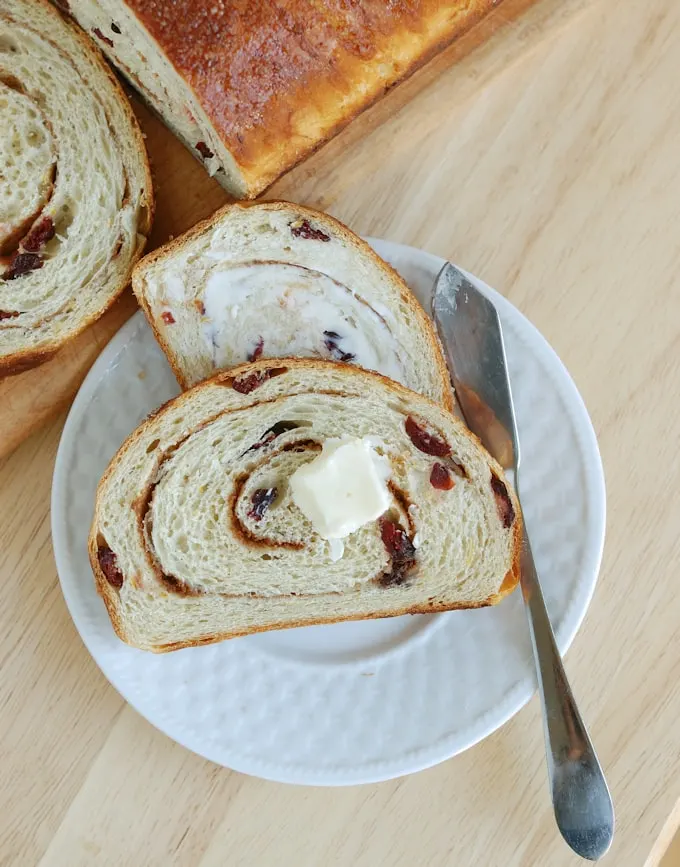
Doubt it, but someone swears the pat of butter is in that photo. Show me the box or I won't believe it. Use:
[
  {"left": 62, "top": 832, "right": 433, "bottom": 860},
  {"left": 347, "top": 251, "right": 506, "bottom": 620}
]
[{"left": 290, "top": 437, "right": 390, "bottom": 540}]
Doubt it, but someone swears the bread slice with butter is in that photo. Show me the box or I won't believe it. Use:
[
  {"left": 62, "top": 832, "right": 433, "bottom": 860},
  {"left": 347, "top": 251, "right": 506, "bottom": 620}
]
[
  {"left": 90, "top": 358, "right": 520, "bottom": 652},
  {"left": 132, "top": 201, "right": 453, "bottom": 410}
]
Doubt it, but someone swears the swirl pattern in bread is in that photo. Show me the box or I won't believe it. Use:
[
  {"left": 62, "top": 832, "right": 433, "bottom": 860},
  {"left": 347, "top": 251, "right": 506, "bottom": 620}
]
[
  {"left": 0, "top": 0, "right": 153, "bottom": 374},
  {"left": 90, "top": 359, "right": 520, "bottom": 652},
  {"left": 133, "top": 201, "right": 453, "bottom": 409}
]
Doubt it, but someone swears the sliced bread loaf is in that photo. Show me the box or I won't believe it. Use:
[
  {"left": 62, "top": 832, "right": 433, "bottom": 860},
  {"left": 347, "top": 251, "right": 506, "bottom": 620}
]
[
  {"left": 0, "top": 0, "right": 152, "bottom": 374},
  {"left": 90, "top": 358, "right": 520, "bottom": 652},
  {"left": 132, "top": 201, "right": 453, "bottom": 409},
  {"left": 66, "top": 0, "right": 502, "bottom": 197}
]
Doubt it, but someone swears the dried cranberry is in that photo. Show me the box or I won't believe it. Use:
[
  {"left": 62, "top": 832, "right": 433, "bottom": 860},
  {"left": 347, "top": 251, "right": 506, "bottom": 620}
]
[
  {"left": 3, "top": 252, "right": 42, "bottom": 280},
  {"left": 111, "top": 22, "right": 121, "bottom": 34},
  {"left": 23, "top": 216, "right": 55, "bottom": 252},
  {"left": 248, "top": 487, "right": 277, "bottom": 521},
  {"left": 98, "top": 546, "right": 124, "bottom": 588},
  {"left": 290, "top": 220, "right": 331, "bottom": 242},
  {"left": 323, "top": 330, "right": 355, "bottom": 363},
  {"left": 246, "top": 420, "right": 299, "bottom": 453},
  {"left": 196, "top": 141, "right": 214, "bottom": 159},
  {"left": 430, "top": 463, "right": 454, "bottom": 490},
  {"left": 230, "top": 366, "right": 286, "bottom": 393},
  {"left": 232, "top": 370, "right": 265, "bottom": 394},
  {"left": 93, "top": 27, "right": 114, "bottom": 47},
  {"left": 161, "top": 311, "right": 176, "bottom": 324},
  {"left": 405, "top": 416, "right": 450, "bottom": 457},
  {"left": 490, "top": 475, "right": 515, "bottom": 528},
  {"left": 380, "top": 518, "right": 416, "bottom": 562},
  {"left": 0, "top": 310, "right": 19, "bottom": 320},
  {"left": 248, "top": 336, "right": 264, "bottom": 362},
  {"left": 378, "top": 517, "right": 416, "bottom": 586}
]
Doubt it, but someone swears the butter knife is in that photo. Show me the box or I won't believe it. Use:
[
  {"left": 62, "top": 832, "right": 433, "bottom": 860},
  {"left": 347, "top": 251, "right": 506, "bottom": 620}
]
[{"left": 433, "top": 263, "right": 614, "bottom": 861}]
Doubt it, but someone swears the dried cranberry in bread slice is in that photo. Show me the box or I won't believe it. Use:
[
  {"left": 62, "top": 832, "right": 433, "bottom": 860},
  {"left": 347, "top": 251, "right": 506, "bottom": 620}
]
[
  {"left": 90, "top": 358, "right": 520, "bottom": 653},
  {"left": 0, "top": 0, "right": 152, "bottom": 375},
  {"left": 66, "top": 0, "right": 503, "bottom": 197},
  {"left": 132, "top": 201, "right": 453, "bottom": 409}
]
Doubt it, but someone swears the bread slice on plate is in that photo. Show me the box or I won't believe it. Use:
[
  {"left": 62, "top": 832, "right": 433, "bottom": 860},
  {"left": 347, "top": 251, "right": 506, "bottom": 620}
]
[
  {"left": 90, "top": 358, "right": 520, "bottom": 652},
  {"left": 132, "top": 201, "right": 453, "bottom": 409},
  {"left": 66, "top": 0, "right": 505, "bottom": 197},
  {"left": 0, "top": 0, "right": 153, "bottom": 376}
]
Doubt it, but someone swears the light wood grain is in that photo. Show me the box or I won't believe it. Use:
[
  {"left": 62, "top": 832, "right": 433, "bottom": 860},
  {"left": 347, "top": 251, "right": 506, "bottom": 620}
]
[
  {"left": 662, "top": 832, "right": 680, "bottom": 867},
  {"left": 2, "top": 0, "right": 680, "bottom": 864}
]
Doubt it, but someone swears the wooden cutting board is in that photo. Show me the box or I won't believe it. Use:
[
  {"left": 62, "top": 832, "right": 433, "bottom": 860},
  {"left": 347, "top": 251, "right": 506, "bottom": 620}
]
[{"left": 0, "top": 0, "right": 575, "bottom": 460}]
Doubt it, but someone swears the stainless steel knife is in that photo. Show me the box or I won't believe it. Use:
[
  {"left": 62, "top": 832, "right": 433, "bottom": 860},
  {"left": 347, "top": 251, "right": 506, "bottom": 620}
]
[{"left": 433, "top": 262, "right": 614, "bottom": 861}]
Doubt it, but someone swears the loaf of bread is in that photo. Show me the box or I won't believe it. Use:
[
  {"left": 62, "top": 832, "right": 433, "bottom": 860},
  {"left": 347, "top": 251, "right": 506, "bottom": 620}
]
[
  {"left": 0, "top": 0, "right": 152, "bottom": 375},
  {"left": 90, "top": 358, "right": 520, "bottom": 652},
  {"left": 66, "top": 0, "right": 502, "bottom": 197},
  {"left": 132, "top": 201, "right": 453, "bottom": 408}
]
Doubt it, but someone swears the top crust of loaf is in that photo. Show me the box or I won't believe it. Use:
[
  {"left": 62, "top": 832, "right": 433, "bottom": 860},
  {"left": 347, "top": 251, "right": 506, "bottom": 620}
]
[
  {"left": 0, "top": 0, "right": 153, "bottom": 375},
  {"left": 105, "top": 0, "right": 501, "bottom": 196},
  {"left": 132, "top": 200, "right": 454, "bottom": 411},
  {"left": 89, "top": 357, "right": 521, "bottom": 652}
]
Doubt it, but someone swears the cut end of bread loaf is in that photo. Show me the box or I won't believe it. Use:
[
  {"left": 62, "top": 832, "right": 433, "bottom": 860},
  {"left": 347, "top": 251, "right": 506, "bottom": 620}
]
[
  {"left": 0, "top": 0, "right": 153, "bottom": 375},
  {"left": 90, "top": 358, "right": 520, "bottom": 652},
  {"left": 132, "top": 200, "right": 453, "bottom": 410}
]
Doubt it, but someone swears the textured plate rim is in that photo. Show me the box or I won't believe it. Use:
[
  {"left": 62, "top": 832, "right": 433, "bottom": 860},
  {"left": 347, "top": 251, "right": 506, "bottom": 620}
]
[
  {"left": 51, "top": 240, "right": 606, "bottom": 785},
  {"left": 368, "top": 240, "right": 607, "bottom": 660}
]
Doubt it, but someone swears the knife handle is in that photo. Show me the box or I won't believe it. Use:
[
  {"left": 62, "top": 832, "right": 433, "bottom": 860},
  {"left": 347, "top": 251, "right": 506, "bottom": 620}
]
[{"left": 519, "top": 527, "right": 614, "bottom": 860}]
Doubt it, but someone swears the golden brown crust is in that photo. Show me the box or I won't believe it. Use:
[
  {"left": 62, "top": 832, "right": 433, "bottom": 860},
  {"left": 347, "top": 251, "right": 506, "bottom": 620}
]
[
  {"left": 0, "top": 0, "right": 154, "bottom": 378},
  {"left": 89, "top": 356, "right": 521, "bottom": 651},
  {"left": 123, "top": 0, "right": 502, "bottom": 196},
  {"left": 89, "top": 532, "right": 125, "bottom": 643},
  {"left": 151, "top": 594, "right": 508, "bottom": 653},
  {"left": 92, "top": 574, "right": 521, "bottom": 654},
  {"left": 132, "top": 200, "right": 454, "bottom": 411},
  {"left": 0, "top": 345, "right": 60, "bottom": 377}
]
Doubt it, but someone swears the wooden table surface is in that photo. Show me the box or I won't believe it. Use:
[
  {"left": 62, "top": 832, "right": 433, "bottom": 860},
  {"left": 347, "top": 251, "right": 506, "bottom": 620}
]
[{"left": 3, "top": 0, "right": 680, "bottom": 864}]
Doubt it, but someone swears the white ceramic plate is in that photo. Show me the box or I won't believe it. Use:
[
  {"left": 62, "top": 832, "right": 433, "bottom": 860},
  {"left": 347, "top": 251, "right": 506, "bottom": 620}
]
[{"left": 52, "top": 240, "right": 605, "bottom": 785}]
